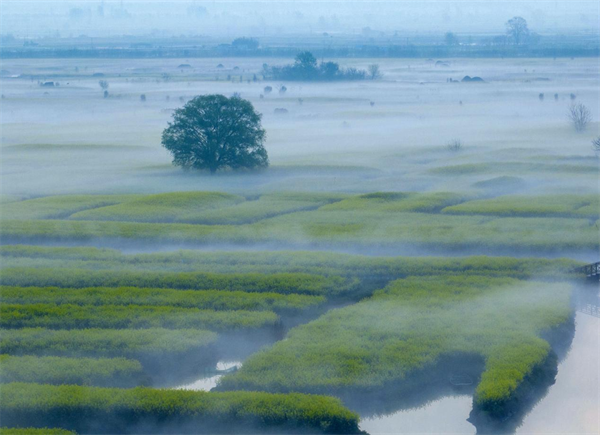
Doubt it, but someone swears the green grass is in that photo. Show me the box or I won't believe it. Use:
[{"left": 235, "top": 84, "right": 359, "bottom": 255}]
[
  {"left": 0, "top": 286, "right": 325, "bottom": 313},
  {"left": 0, "top": 429, "right": 76, "bottom": 435},
  {"left": 0, "top": 354, "right": 146, "bottom": 387},
  {"left": 0, "top": 383, "right": 361, "bottom": 434},
  {"left": 2, "top": 211, "right": 595, "bottom": 251},
  {"left": 69, "top": 191, "right": 244, "bottom": 223},
  {"left": 0, "top": 195, "right": 137, "bottom": 220},
  {"left": 472, "top": 176, "right": 526, "bottom": 190},
  {"left": 0, "top": 268, "right": 353, "bottom": 296},
  {"left": 442, "top": 194, "right": 599, "bottom": 218},
  {"left": 0, "top": 304, "right": 279, "bottom": 331},
  {"left": 165, "top": 192, "right": 346, "bottom": 225},
  {"left": 0, "top": 328, "right": 217, "bottom": 360},
  {"left": 1, "top": 189, "right": 596, "bottom": 251},
  {"left": 429, "top": 162, "right": 598, "bottom": 176},
  {"left": 320, "top": 191, "right": 469, "bottom": 213},
  {"left": 0, "top": 246, "right": 580, "bottom": 280},
  {"left": 219, "top": 276, "right": 572, "bottom": 415}
]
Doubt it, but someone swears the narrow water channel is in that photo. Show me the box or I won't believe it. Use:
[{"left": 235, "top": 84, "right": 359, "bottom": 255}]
[
  {"left": 360, "top": 284, "right": 599, "bottom": 435},
  {"left": 174, "top": 361, "right": 243, "bottom": 391}
]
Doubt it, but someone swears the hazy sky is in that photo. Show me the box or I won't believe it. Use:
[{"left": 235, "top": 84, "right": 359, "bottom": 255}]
[{"left": 1, "top": 1, "right": 599, "bottom": 38}]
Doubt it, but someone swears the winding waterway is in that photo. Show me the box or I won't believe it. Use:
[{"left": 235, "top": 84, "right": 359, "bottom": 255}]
[{"left": 360, "top": 284, "right": 599, "bottom": 434}]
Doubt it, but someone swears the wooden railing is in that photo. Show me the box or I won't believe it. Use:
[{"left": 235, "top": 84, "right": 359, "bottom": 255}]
[{"left": 579, "top": 262, "right": 600, "bottom": 279}]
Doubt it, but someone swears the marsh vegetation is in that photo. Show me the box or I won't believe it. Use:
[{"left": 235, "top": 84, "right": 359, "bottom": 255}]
[{"left": 0, "top": 6, "right": 599, "bottom": 434}]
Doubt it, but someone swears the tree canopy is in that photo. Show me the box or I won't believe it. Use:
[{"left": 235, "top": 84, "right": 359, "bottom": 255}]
[
  {"left": 231, "top": 37, "right": 259, "bottom": 50},
  {"left": 506, "top": 17, "right": 529, "bottom": 45},
  {"left": 268, "top": 51, "right": 366, "bottom": 81},
  {"left": 161, "top": 95, "right": 268, "bottom": 174}
]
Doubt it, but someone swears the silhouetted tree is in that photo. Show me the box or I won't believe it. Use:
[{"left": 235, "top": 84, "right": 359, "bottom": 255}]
[
  {"left": 506, "top": 17, "right": 529, "bottom": 45},
  {"left": 447, "top": 139, "right": 462, "bottom": 152},
  {"left": 162, "top": 95, "right": 268, "bottom": 174},
  {"left": 320, "top": 61, "right": 340, "bottom": 80},
  {"left": 292, "top": 51, "right": 319, "bottom": 80},
  {"left": 98, "top": 80, "right": 109, "bottom": 90},
  {"left": 592, "top": 137, "right": 600, "bottom": 155},
  {"left": 232, "top": 37, "right": 259, "bottom": 50},
  {"left": 368, "top": 64, "right": 382, "bottom": 80},
  {"left": 568, "top": 103, "right": 591, "bottom": 132}
]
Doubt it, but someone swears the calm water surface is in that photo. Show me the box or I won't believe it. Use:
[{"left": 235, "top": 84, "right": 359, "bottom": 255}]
[{"left": 360, "top": 285, "right": 599, "bottom": 435}]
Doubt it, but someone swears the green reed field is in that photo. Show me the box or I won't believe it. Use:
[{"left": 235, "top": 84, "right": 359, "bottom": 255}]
[{"left": 1, "top": 56, "right": 598, "bottom": 434}]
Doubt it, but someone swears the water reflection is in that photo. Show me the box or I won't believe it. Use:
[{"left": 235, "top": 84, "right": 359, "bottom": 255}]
[
  {"left": 174, "top": 361, "right": 242, "bottom": 391},
  {"left": 359, "top": 283, "right": 599, "bottom": 435},
  {"left": 515, "top": 290, "right": 599, "bottom": 434},
  {"left": 360, "top": 395, "right": 475, "bottom": 434}
]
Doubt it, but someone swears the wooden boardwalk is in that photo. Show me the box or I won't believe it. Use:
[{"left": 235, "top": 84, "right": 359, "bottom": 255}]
[{"left": 579, "top": 262, "right": 600, "bottom": 280}]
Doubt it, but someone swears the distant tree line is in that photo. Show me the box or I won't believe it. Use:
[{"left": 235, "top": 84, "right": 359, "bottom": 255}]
[
  {"left": 268, "top": 52, "right": 367, "bottom": 81},
  {"left": 231, "top": 37, "right": 259, "bottom": 50}
]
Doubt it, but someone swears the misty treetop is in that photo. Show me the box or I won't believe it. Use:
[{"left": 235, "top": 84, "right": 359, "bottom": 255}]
[
  {"left": 268, "top": 51, "right": 367, "bottom": 81},
  {"left": 162, "top": 95, "right": 268, "bottom": 174}
]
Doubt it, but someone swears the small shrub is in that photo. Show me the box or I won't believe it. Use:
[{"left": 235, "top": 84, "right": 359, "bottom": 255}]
[
  {"left": 568, "top": 103, "right": 591, "bottom": 132},
  {"left": 447, "top": 139, "right": 462, "bottom": 152},
  {"left": 592, "top": 137, "right": 600, "bottom": 156}
]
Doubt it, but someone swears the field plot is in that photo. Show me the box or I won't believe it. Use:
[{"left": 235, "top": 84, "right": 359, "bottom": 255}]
[
  {"left": 1, "top": 383, "right": 361, "bottom": 434},
  {"left": 1, "top": 190, "right": 597, "bottom": 254},
  {"left": 442, "top": 194, "right": 599, "bottom": 218},
  {"left": 219, "top": 277, "right": 574, "bottom": 419}
]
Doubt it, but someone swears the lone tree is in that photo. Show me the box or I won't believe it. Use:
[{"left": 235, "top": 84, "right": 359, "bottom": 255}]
[
  {"left": 162, "top": 94, "right": 268, "bottom": 174},
  {"left": 368, "top": 64, "right": 382, "bottom": 80},
  {"left": 98, "top": 80, "right": 109, "bottom": 90},
  {"left": 568, "top": 103, "right": 592, "bottom": 132},
  {"left": 506, "top": 17, "right": 529, "bottom": 45}
]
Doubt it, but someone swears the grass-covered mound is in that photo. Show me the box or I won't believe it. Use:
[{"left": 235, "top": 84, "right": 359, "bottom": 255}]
[
  {"left": 219, "top": 276, "right": 573, "bottom": 417},
  {"left": 429, "top": 162, "right": 598, "bottom": 176},
  {"left": 471, "top": 176, "right": 526, "bottom": 192},
  {"left": 0, "top": 304, "right": 279, "bottom": 331},
  {"left": 0, "top": 245, "right": 580, "bottom": 280},
  {"left": 0, "top": 268, "right": 352, "bottom": 296},
  {"left": 0, "top": 328, "right": 217, "bottom": 363},
  {"left": 69, "top": 191, "right": 244, "bottom": 223},
  {"left": 442, "top": 194, "right": 599, "bottom": 218},
  {"left": 2, "top": 209, "right": 595, "bottom": 251},
  {"left": 0, "top": 195, "right": 137, "bottom": 220},
  {"left": 1, "top": 190, "right": 597, "bottom": 252},
  {"left": 0, "top": 286, "right": 325, "bottom": 313},
  {"left": 319, "top": 191, "right": 469, "bottom": 213},
  {"left": 0, "top": 383, "right": 361, "bottom": 434},
  {"left": 165, "top": 192, "right": 346, "bottom": 225},
  {"left": 0, "top": 355, "right": 147, "bottom": 387}
]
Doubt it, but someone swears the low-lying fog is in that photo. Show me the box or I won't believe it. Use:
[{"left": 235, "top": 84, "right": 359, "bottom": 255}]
[{"left": 1, "top": 57, "right": 598, "bottom": 198}]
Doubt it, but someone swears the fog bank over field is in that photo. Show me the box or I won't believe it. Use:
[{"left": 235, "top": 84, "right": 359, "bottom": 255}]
[
  {"left": 1, "top": 1, "right": 598, "bottom": 38},
  {"left": 1, "top": 57, "right": 598, "bottom": 197}
]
